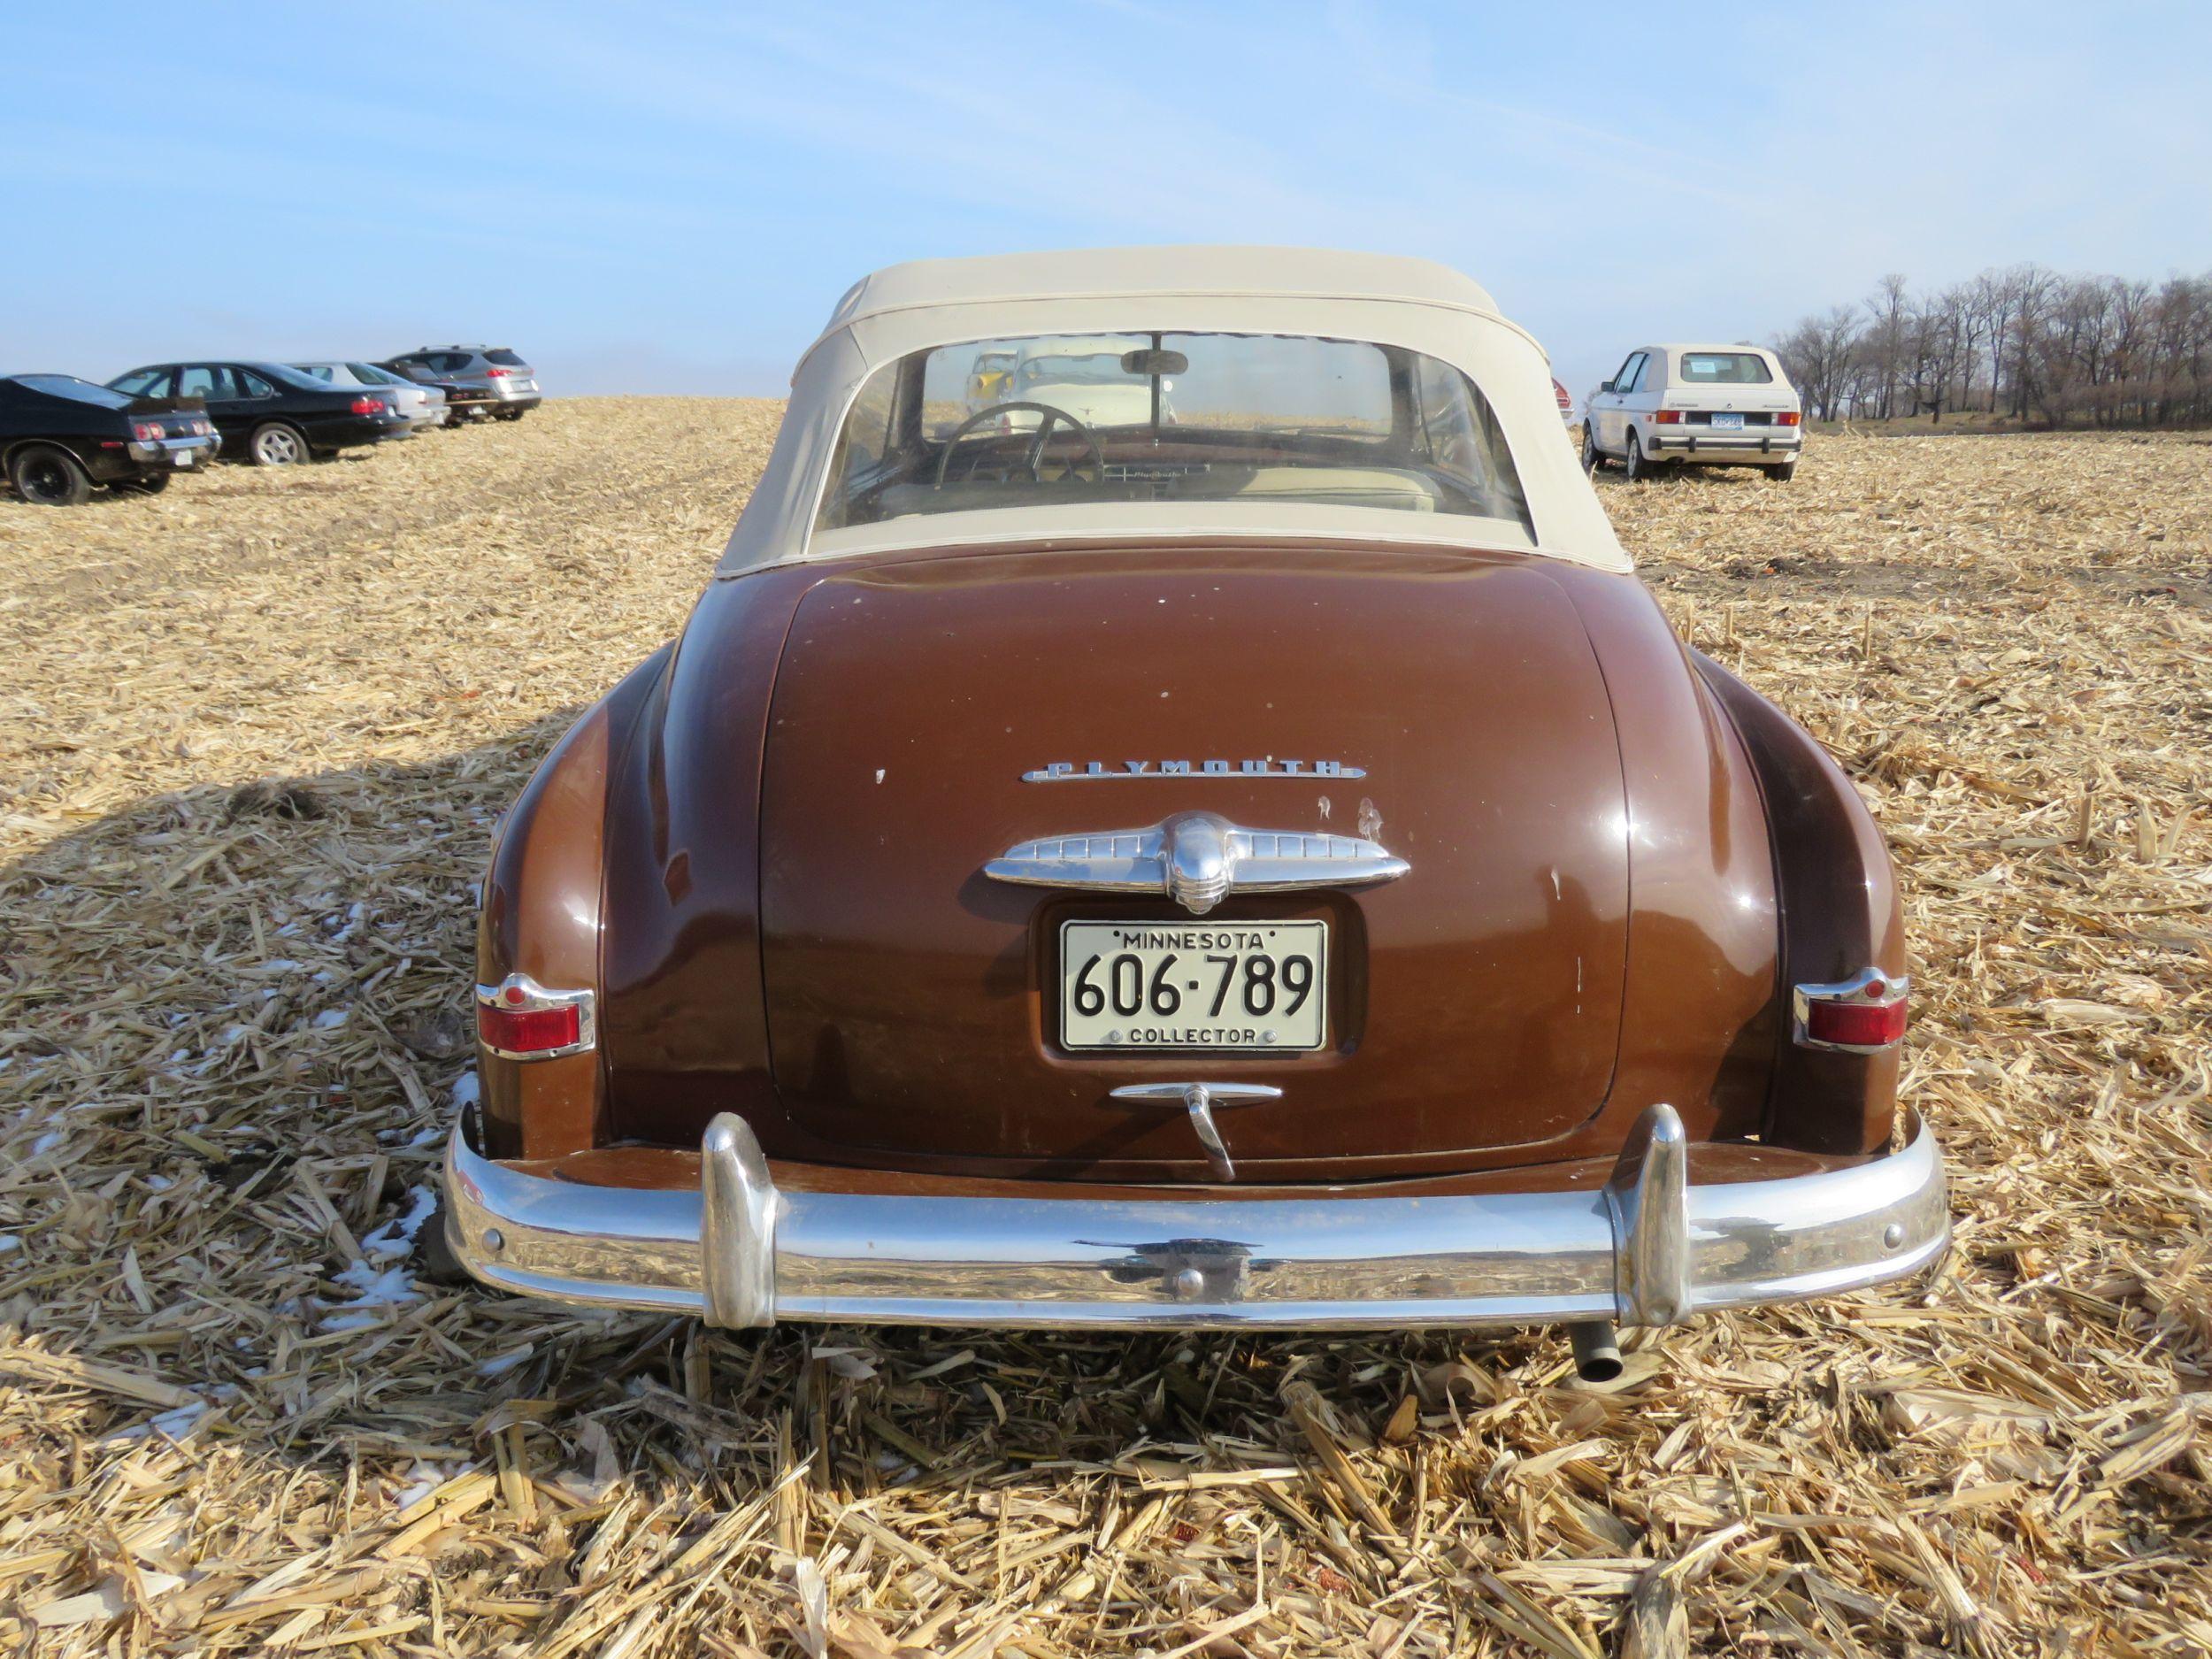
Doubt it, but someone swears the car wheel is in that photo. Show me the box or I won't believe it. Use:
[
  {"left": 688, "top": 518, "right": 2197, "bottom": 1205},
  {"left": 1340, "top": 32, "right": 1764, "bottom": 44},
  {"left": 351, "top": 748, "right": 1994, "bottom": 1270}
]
[
  {"left": 117, "top": 472, "right": 171, "bottom": 495},
  {"left": 8, "top": 444, "right": 91, "bottom": 506},
  {"left": 414, "top": 1198, "right": 474, "bottom": 1287},
  {"left": 495, "top": 408, "right": 526, "bottom": 422},
  {"left": 250, "top": 422, "right": 308, "bottom": 465},
  {"left": 1579, "top": 424, "right": 1602, "bottom": 472},
  {"left": 1768, "top": 459, "right": 1798, "bottom": 482},
  {"left": 1624, "top": 433, "right": 1648, "bottom": 481}
]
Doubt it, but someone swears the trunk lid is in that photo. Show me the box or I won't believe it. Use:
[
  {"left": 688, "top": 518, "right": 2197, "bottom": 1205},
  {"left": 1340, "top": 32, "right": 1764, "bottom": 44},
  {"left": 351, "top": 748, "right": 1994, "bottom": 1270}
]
[{"left": 757, "top": 545, "right": 1630, "bottom": 1179}]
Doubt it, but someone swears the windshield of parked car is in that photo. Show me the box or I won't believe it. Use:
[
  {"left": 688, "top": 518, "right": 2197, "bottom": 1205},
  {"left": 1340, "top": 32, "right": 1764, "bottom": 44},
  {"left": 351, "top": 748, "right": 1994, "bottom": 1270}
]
[
  {"left": 815, "top": 331, "right": 1532, "bottom": 541},
  {"left": 1677, "top": 351, "right": 1774, "bottom": 385},
  {"left": 16, "top": 374, "right": 134, "bottom": 407}
]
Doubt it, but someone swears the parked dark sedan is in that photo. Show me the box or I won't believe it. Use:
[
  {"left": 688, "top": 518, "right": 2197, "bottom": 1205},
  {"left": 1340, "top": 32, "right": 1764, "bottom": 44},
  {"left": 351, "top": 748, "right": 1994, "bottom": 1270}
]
[
  {"left": 1, "top": 373, "right": 219, "bottom": 505},
  {"left": 373, "top": 359, "right": 495, "bottom": 423},
  {"left": 106, "top": 362, "right": 408, "bottom": 465}
]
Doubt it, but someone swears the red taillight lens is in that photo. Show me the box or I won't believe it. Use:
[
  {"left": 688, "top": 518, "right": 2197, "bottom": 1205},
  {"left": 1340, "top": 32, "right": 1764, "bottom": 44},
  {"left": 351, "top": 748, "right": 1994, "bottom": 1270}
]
[
  {"left": 1796, "top": 974, "right": 1909, "bottom": 1050},
  {"left": 478, "top": 1001, "right": 580, "bottom": 1053},
  {"left": 1653, "top": 409, "right": 1683, "bottom": 424},
  {"left": 1776, "top": 410, "right": 1801, "bottom": 426},
  {"left": 350, "top": 395, "right": 384, "bottom": 415},
  {"left": 485, "top": 366, "right": 511, "bottom": 378},
  {"left": 133, "top": 421, "right": 162, "bottom": 442},
  {"left": 475, "top": 975, "right": 593, "bottom": 1058}
]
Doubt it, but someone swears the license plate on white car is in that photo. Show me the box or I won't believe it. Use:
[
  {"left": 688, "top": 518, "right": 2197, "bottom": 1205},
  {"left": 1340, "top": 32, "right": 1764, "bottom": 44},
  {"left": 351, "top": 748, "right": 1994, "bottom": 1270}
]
[
  {"left": 1060, "top": 920, "right": 1327, "bottom": 1051},
  {"left": 1710, "top": 412, "right": 1747, "bottom": 430}
]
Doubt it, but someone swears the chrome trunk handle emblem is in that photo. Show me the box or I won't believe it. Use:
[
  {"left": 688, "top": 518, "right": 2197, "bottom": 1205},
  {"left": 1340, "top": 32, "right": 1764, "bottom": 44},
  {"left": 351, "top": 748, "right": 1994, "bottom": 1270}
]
[
  {"left": 1110, "top": 1081, "right": 1281, "bottom": 1179},
  {"left": 986, "top": 810, "right": 1408, "bottom": 916}
]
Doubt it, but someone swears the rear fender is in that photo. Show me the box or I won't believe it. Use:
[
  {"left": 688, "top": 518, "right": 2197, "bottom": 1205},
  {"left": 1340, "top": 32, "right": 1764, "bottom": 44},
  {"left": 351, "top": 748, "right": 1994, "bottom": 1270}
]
[
  {"left": 476, "top": 646, "right": 672, "bottom": 1157},
  {"left": 1694, "top": 651, "right": 1903, "bottom": 1154}
]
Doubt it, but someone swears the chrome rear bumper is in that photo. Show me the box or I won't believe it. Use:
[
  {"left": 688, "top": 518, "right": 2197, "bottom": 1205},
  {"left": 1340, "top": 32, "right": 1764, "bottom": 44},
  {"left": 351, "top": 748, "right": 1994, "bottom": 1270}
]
[{"left": 442, "top": 1104, "right": 1948, "bottom": 1331}]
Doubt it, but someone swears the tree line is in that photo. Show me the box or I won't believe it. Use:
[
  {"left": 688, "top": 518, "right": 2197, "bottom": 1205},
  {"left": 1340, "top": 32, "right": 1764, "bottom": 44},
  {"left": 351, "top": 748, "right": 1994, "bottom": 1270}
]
[{"left": 1770, "top": 265, "right": 2212, "bottom": 427}]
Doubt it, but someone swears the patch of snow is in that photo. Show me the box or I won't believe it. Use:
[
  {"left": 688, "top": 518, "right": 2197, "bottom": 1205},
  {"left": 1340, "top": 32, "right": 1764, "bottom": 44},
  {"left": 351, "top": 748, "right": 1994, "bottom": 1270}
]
[
  {"left": 319, "top": 1258, "right": 423, "bottom": 1331},
  {"left": 312, "top": 1009, "right": 349, "bottom": 1030},
  {"left": 0, "top": 1236, "right": 19, "bottom": 1253},
  {"left": 478, "top": 1347, "right": 534, "bottom": 1379},
  {"left": 30, "top": 1132, "right": 62, "bottom": 1156},
  {"left": 360, "top": 1185, "right": 438, "bottom": 1259},
  {"left": 450, "top": 1069, "right": 480, "bottom": 1107}
]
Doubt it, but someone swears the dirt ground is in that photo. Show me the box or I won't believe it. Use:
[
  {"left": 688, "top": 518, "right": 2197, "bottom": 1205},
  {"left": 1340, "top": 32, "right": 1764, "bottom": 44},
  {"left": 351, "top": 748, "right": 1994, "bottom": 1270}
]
[{"left": 0, "top": 408, "right": 2206, "bottom": 1656}]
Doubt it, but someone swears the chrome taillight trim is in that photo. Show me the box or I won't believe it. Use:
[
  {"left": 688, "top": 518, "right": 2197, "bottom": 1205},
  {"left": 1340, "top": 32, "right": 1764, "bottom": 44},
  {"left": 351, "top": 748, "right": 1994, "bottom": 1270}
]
[
  {"left": 473, "top": 972, "right": 597, "bottom": 1061},
  {"left": 1792, "top": 968, "right": 1909, "bottom": 1054}
]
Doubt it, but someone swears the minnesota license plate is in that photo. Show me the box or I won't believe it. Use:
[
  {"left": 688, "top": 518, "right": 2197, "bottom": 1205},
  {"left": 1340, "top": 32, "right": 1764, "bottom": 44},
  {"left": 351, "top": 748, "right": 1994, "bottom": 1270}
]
[
  {"left": 173, "top": 449, "right": 195, "bottom": 465},
  {"left": 1059, "top": 919, "right": 1327, "bottom": 1051},
  {"left": 1709, "top": 411, "right": 1746, "bottom": 430}
]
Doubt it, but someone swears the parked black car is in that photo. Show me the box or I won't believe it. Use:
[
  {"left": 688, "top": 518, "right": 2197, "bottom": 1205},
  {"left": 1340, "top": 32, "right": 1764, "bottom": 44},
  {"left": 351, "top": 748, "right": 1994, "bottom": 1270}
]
[
  {"left": 1, "top": 373, "right": 219, "bottom": 505},
  {"left": 106, "top": 362, "right": 408, "bottom": 465},
  {"left": 373, "top": 358, "right": 495, "bottom": 423}
]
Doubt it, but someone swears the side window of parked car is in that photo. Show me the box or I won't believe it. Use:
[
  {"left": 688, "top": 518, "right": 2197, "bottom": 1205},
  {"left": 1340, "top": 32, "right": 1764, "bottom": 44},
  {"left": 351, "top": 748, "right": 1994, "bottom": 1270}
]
[
  {"left": 1617, "top": 353, "right": 1648, "bottom": 396},
  {"left": 176, "top": 366, "right": 234, "bottom": 401},
  {"left": 442, "top": 354, "right": 475, "bottom": 373},
  {"left": 236, "top": 371, "right": 277, "bottom": 398}
]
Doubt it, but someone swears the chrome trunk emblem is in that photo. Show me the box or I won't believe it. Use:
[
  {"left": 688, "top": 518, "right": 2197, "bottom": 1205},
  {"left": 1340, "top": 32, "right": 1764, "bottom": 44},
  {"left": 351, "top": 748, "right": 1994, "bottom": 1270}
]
[
  {"left": 985, "top": 810, "right": 1408, "bottom": 916},
  {"left": 1110, "top": 1081, "right": 1281, "bottom": 1180}
]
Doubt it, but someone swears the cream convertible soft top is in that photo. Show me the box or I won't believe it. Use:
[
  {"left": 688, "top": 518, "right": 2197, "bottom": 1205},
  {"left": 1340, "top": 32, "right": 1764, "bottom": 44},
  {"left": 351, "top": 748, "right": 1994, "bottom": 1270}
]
[{"left": 718, "top": 246, "right": 1631, "bottom": 575}]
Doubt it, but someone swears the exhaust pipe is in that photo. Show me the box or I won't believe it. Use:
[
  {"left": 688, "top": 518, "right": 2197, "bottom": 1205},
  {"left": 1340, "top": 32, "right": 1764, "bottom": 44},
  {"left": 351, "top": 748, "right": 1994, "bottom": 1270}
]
[{"left": 1569, "top": 1320, "right": 1624, "bottom": 1384}]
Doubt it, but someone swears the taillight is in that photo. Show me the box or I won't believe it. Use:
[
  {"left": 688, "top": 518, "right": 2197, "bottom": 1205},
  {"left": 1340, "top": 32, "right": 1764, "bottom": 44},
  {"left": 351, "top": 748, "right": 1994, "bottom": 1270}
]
[
  {"left": 1652, "top": 409, "right": 1683, "bottom": 424},
  {"left": 195, "top": 419, "right": 211, "bottom": 435},
  {"left": 485, "top": 366, "right": 512, "bottom": 378},
  {"left": 350, "top": 395, "right": 386, "bottom": 415},
  {"left": 475, "top": 973, "right": 595, "bottom": 1060},
  {"left": 1776, "top": 410, "right": 1801, "bottom": 426},
  {"left": 132, "top": 420, "right": 163, "bottom": 442},
  {"left": 1794, "top": 972, "right": 1908, "bottom": 1052}
]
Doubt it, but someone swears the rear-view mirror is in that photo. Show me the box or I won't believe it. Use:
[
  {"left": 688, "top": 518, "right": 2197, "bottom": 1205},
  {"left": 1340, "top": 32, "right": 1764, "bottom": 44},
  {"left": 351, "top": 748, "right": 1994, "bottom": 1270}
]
[{"left": 1122, "top": 348, "right": 1189, "bottom": 376}]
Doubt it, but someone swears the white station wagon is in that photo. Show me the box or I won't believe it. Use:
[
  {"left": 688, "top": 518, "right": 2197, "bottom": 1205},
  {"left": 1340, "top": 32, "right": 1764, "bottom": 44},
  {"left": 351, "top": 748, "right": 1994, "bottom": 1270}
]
[{"left": 1582, "top": 343, "right": 1802, "bottom": 482}]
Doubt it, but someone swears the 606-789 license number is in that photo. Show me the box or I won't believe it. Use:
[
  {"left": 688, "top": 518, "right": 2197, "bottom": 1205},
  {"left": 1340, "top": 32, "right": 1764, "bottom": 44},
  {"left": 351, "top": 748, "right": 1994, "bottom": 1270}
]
[{"left": 1058, "top": 920, "right": 1328, "bottom": 1051}]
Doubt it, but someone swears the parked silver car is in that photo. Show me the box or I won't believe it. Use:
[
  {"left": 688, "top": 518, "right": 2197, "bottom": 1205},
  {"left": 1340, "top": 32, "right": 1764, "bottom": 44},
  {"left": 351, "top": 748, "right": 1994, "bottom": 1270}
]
[
  {"left": 385, "top": 346, "right": 541, "bottom": 420},
  {"left": 291, "top": 362, "right": 448, "bottom": 433}
]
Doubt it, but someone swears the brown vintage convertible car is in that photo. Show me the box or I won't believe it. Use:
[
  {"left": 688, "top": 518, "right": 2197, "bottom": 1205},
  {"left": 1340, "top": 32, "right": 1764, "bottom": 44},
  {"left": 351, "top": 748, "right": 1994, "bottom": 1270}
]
[{"left": 446, "top": 248, "right": 1947, "bottom": 1378}]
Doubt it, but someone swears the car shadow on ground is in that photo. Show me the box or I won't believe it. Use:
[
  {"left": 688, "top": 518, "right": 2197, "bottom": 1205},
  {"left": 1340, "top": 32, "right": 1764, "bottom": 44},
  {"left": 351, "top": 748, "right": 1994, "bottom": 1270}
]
[{"left": 1, "top": 710, "right": 1614, "bottom": 1569}]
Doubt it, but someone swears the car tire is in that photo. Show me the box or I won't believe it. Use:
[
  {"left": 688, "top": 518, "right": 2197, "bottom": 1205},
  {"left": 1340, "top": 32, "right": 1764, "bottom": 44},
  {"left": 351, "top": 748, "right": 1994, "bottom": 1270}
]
[
  {"left": 1624, "top": 433, "right": 1649, "bottom": 482},
  {"left": 8, "top": 444, "right": 92, "bottom": 506},
  {"left": 1579, "top": 424, "right": 1602, "bottom": 472},
  {"left": 1768, "top": 459, "right": 1798, "bottom": 482},
  {"left": 495, "top": 409, "right": 526, "bottom": 422},
  {"left": 414, "top": 1198, "right": 474, "bottom": 1287},
  {"left": 249, "top": 422, "right": 308, "bottom": 466},
  {"left": 117, "top": 472, "right": 171, "bottom": 495}
]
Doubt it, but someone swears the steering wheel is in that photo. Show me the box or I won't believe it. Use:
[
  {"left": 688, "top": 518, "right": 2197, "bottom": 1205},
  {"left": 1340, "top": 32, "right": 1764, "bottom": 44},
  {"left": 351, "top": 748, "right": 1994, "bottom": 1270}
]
[{"left": 933, "top": 402, "right": 1105, "bottom": 488}]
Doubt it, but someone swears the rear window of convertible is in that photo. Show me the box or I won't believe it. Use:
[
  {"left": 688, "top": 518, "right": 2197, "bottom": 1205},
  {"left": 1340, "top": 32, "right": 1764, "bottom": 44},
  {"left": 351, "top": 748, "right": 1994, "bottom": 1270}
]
[
  {"left": 814, "top": 332, "right": 1532, "bottom": 540},
  {"left": 1677, "top": 352, "right": 1774, "bottom": 385}
]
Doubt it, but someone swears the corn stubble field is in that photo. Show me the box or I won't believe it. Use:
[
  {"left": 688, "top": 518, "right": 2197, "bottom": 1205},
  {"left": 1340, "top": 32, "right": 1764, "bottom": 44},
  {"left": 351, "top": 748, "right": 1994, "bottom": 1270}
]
[{"left": 0, "top": 404, "right": 2207, "bottom": 1657}]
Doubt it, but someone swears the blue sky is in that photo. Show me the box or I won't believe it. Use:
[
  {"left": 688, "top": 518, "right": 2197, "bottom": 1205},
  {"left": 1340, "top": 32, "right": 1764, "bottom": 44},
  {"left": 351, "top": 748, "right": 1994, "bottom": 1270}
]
[{"left": 4, "top": 3, "right": 2208, "bottom": 399}]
